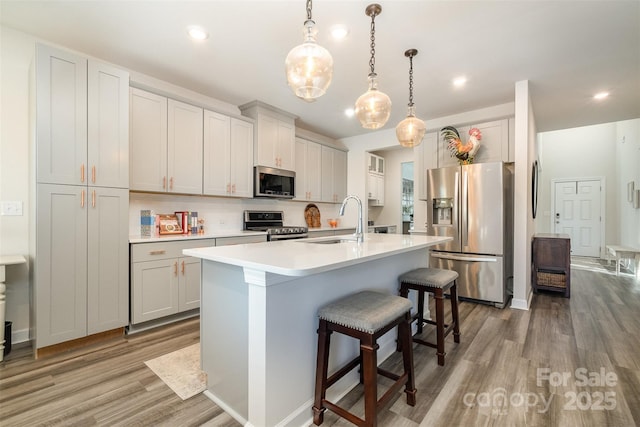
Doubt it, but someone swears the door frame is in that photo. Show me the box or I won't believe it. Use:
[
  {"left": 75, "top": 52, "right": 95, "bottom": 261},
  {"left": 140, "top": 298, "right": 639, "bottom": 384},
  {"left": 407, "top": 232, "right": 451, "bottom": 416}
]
[{"left": 550, "top": 176, "right": 606, "bottom": 258}]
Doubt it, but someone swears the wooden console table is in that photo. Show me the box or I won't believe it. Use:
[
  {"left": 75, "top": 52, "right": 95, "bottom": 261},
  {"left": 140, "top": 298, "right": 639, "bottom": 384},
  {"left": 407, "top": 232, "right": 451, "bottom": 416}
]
[{"left": 532, "top": 233, "right": 571, "bottom": 298}]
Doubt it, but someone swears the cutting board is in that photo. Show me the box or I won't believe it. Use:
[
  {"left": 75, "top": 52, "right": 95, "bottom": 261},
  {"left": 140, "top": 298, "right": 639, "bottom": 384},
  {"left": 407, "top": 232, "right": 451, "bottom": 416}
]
[{"left": 304, "top": 204, "right": 321, "bottom": 228}]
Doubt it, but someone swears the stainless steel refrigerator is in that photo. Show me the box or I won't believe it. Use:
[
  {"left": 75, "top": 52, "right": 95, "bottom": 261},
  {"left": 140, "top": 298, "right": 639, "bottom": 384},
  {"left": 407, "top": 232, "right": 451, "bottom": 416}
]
[{"left": 427, "top": 162, "right": 513, "bottom": 307}]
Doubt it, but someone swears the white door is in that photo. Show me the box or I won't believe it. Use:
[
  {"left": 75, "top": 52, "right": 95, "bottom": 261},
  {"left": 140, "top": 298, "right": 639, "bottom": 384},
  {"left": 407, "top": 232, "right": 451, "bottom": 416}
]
[{"left": 554, "top": 180, "right": 601, "bottom": 257}]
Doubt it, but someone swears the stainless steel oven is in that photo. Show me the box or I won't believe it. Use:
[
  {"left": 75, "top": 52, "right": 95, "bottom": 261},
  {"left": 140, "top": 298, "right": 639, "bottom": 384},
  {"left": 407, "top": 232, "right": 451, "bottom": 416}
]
[{"left": 243, "top": 210, "right": 307, "bottom": 241}]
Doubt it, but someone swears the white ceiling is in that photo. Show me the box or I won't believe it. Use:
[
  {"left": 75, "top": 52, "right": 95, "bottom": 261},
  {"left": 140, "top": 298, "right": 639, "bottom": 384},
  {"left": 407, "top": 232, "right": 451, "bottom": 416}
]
[{"left": 1, "top": 0, "right": 639, "bottom": 140}]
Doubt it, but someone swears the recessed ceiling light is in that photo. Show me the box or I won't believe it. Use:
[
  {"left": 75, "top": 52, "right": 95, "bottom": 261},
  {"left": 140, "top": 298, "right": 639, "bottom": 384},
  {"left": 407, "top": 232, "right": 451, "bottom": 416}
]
[
  {"left": 453, "top": 76, "right": 467, "bottom": 87},
  {"left": 187, "top": 26, "right": 209, "bottom": 41},
  {"left": 345, "top": 108, "right": 355, "bottom": 117},
  {"left": 593, "top": 92, "right": 609, "bottom": 100},
  {"left": 330, "top": 24, "right": 350, "bottom": 41}
]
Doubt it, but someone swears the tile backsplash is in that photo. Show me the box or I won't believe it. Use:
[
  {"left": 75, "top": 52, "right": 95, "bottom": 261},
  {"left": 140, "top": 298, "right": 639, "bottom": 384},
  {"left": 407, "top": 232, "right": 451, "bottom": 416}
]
[{"left": 129, "top": 193, "right": 346, "bottom": 236}]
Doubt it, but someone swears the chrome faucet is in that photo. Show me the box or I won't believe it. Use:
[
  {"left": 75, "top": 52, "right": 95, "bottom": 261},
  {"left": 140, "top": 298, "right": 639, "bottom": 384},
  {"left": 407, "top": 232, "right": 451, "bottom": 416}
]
[{"left": 339, "top": 195, "right": 364, "bottom": 243}]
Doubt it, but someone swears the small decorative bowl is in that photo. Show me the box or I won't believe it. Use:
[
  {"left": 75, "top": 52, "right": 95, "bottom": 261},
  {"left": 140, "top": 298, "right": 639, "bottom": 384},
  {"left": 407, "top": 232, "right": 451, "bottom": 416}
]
[{"left": 327, "top": 218, "right": 339, "bottom": 228}]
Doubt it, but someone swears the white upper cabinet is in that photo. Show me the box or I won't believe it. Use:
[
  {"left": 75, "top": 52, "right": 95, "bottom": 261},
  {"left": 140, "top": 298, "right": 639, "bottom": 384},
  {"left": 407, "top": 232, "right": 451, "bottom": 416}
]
[
  {"left": 294, "top": 137, "right": 322, "bottom": 201},
  {"left": 129, "top": 88, "right": 168, "bottom": 192},
  {"left": 438, "top": 119, "right": 511, "bottom": 168},
  {"left": 321, "top": 145, "right": 347, "bottom": 203},
  {"left": 88, "top": 61, "right": 129, "bottom": 188},
  {"left": 36, "top": 45, "right": 129, "bottom": 188},
  {"left": 415, "top": 132, "right": 438, "bottom": 200},
  {"left": 167, "top": 99, "right": 203, "bottom": 194},
  {"left": 368, "top": 153, "right": 385, "bottom": 175},
  {"left": 129, "top": 89, "right": 203, "bottom": 194},
  {"left": 36, "top": 45, "right": 87, "bottom": 185},
  {"left": 240, "top": 101, "right": 297, "bottom": 171},
  {"left": 203, "top": 110, "right": 254, "bottom": 198}
]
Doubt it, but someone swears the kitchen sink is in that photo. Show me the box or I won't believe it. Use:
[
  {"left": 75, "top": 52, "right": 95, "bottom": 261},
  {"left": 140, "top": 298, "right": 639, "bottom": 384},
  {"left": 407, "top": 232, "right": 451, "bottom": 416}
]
[{"left": 298, "top": 237, "right": 359, "bottom": 244}]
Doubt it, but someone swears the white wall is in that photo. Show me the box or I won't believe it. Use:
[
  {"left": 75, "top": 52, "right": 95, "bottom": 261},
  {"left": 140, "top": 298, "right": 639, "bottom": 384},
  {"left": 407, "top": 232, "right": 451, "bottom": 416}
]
[
  {"left": 537, "top": 122, "right": 618, "bottom": 251},
  {"left": 615, "top": 119, "right": 640, "bottom": 248},
  {"left": 511, "top": 80, "right": 537, "bottom": 310},
  {"left": 0, "top": 26, "right": 37, "bottom": 343}
]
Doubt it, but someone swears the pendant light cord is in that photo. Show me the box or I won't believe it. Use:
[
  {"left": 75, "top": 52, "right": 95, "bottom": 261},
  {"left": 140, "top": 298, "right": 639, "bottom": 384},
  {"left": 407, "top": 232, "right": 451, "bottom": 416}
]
[
  {"left": 408, "top": 54, "right": 414, "bottom": 107},
  {"left": 306, "top": 0, "right": 313, "bottom": 21},
  {"left": 369, "top": 12, "right": 377, "bottom": 75}
]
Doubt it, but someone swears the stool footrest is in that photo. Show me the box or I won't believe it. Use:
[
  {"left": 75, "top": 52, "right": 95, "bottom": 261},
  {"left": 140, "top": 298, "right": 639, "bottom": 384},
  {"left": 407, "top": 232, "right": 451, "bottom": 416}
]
[
  {"left": 326, "top": 355, "right": 360, "bottom": 389},
  {"left": 323, "top": 400, "right": 365, "bottom": 426}
]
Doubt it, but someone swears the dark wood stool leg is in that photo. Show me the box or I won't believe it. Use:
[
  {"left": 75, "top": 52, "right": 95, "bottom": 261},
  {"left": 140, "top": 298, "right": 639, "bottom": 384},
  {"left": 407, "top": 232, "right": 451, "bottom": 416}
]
[
  {"left": 313, "top": 319, "right": 331, "bottom": 425},
  {"left": 397, "top": 284, "right": 410, "bottom": 352},
  {"left": 416, "top": 288, "right": 425, "bottom": 334},
  {"left": 434, "top": 288, "right": 446, "bottom": 366},
  {"left": 399, "top": 311, "right": 417, "bottom": 406},
  {"left": 450, "top": 281, "right": 461, "bottom": 343},
  {"left": 361, "top": 338, "right": 378, "bottom": 427}
]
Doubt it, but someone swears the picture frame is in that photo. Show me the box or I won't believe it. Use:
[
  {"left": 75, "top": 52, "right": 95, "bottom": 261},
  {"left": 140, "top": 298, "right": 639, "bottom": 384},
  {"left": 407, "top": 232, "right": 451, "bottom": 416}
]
[
  {"left": 628, "top": 181, "right": 635, "bottom": 202},
  {"left": 532, "top": 160, "right": 539, "bottom": 219},
  {"left": 158, "top": 213, "right": 183, "bottom": 234}
]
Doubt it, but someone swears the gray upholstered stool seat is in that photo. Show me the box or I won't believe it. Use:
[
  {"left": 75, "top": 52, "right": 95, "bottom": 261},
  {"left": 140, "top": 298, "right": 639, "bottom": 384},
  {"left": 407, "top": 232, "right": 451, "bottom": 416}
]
[
  {"left": 398, "top": 267, "right": 461, "bottom": 366},
  {"left": 313, "top": 291, "right": 416, "bottom": 426},
  {"left": 398, "top": 268, "right": 459, "bottom": 289},
  {"left": 318, "top": 290, "right": 412, "bottom": 334}
]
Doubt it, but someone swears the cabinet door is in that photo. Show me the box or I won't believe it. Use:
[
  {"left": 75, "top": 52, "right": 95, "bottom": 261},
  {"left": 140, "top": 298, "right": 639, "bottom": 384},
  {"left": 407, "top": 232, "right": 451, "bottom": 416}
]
[
  {"left": 132, "top": 258, "right": 179, "bottom": 324},
  {"left": 255, "top": 113, "right": 278, "bottom": 167},
  {"left": 321, "top": 146, "right": 335, "bottom": 203},
  {"left": 88, "top": 61, "right": 129, "bottom": 188},
  {"left": 471, "top": 119, "right": 509, "bottom": 164},
  {"left": 416, "top": 131, "right": 438, "bottom": 200},
  {"left": 277, "top": 120, "right": 295, "bottom": 170},
  {"left": 367, "top": 172, "right": 377, "bottom": 200},
  {"left": 203, "top": 110, "right": 231, "bottom": 196},
  {"left": 36, "top": 44, "right": 87, "bottom": 185},
  {"left": 229, "top": 118, "right": 254, "bottom": 197},
  {"left": 167, "top": 99, "right": 203, "bottom": 194},
  {"left": 129, "top": 88, "right": 167, "bottom": 192},
  {"left": 179, "top": 257, "right": 201, "bottom": 311},
  {"left": 35, "top": 184, "right": 88, "bottom": 347},
  {"left": 375, "top": 174, "right": 385, "bottom": 206},
  {"left": 294, "top": 138, "right": 308, "bottom": 200},
  {"left": 87, "top": 187, "right": 129, "bottom": 334},
  {"left": 333, "top": 149, "right": 347, "bottom": 202}
]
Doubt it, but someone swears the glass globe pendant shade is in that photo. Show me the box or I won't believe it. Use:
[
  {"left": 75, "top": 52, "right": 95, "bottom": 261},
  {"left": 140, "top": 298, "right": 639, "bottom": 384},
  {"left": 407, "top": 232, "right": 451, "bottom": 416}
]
[
  {"left": 355, "top": 74, "right": 392, "bottom": 129},
  {"left": 396, "top": 106, "right": 426, "bottom": 147},
  {"left": 285, "top": 20, "right": 333, "bottom": 102}
]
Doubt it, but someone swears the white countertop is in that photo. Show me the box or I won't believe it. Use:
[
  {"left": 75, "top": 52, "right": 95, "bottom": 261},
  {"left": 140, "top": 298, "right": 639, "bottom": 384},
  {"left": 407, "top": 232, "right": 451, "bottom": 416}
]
[
  {"left": 129, "top": 230, "right": 266, "bottom": 243},
  {"left": 184, "top": 233, "right": 451, "bottom": 277}
]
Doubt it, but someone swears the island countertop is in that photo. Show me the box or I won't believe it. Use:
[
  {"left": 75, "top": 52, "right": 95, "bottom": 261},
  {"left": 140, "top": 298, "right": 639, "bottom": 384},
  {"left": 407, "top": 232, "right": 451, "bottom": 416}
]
[{"left": 183, "top": 233, "right": 451, "bottom": 277}]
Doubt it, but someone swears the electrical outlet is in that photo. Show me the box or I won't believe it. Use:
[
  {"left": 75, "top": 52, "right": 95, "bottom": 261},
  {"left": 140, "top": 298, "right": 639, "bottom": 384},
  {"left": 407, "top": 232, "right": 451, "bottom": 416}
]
[{"left": 0, "top": 201, "right": 23, "bottom": 216}]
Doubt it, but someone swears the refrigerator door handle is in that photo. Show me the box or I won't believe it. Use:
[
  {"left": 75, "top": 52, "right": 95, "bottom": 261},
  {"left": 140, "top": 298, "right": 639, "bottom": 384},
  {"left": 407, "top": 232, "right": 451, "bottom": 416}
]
[
  {"left": 461, "top": 169, "right": 468, "bottom": 247},
  {"left": 431, "top": 252, "right": 498, "bottom": 262}
]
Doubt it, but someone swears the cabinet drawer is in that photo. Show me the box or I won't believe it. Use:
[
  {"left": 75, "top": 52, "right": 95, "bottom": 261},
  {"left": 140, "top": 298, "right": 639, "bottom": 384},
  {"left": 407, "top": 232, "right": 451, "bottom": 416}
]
[
  {"left": 131, "top": 239, "right": 215, "bottom": 262},
  {"left": 216, "top": 235, "right": 267, "bottom": 246}
]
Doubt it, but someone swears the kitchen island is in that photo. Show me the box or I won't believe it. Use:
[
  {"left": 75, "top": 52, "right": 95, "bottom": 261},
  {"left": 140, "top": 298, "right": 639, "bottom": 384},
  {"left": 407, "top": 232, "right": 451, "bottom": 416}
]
[{"left": 184, "top": 233, "right": 451, "bottom": 427}]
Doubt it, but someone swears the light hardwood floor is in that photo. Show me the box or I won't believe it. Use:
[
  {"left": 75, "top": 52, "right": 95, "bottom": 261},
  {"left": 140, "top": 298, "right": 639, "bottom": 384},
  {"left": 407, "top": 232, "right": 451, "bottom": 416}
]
[{"left": 1, "top": 258, "right": 638, "bottom": 426}]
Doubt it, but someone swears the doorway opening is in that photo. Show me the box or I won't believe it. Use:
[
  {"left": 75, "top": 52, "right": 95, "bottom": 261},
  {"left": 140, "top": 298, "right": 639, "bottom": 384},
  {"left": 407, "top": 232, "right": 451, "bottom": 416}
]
[{"left": 402, "top": 162, "right": 414, "bottom": 234}]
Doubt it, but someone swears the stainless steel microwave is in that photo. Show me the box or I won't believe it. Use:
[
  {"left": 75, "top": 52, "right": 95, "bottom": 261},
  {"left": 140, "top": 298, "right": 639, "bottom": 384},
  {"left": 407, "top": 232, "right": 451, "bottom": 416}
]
[{"left": 254, "top": 166, "right": 295, "bottom": 199}]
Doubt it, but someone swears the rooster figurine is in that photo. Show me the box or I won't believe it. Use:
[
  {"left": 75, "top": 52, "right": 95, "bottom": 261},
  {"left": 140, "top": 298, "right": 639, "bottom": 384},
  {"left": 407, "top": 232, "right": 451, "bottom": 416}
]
[{"left": 441, "top": 126, "right": 482, "bottom": 164}]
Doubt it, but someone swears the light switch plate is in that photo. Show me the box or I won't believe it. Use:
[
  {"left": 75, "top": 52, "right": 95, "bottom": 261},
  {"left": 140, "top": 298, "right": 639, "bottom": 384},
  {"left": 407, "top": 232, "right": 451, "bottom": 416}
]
[{"left": 0, "top": 201, "right": 23, "bottom": 216}]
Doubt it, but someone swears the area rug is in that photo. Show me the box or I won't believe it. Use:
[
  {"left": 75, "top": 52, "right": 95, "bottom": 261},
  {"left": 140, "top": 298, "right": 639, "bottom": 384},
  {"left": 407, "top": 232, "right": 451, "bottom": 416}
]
[{"left": 144, "top": 343, "right": 207, "bottom": 400}]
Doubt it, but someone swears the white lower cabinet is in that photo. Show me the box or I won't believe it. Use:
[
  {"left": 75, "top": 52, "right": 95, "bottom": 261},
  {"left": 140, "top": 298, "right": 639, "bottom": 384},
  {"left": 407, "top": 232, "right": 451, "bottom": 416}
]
[
  {"left": 34, "top": 184, "right": 129, "bottom": 348},
  {"left": 130, "top": 239, "right": 214, "bottom": 324},
  {"left": 130, "top": 234, "right": 266, "bottom": 325}
]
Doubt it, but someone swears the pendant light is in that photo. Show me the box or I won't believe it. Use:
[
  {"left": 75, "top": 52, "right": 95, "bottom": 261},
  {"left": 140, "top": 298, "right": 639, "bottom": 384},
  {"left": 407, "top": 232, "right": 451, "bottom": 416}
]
[
  {"left": 354, "top": 4, "right": 391, "bottom": 129},
  {"left": 396, "top": 49, "right": 426, "bottom": 147},
  {"left": 285, "top": 0, "right": 333, "bottom": 102}
]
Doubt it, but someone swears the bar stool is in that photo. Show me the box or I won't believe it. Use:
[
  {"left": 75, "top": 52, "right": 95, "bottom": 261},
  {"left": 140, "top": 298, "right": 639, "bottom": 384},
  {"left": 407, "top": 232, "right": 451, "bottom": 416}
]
[
  {"left": 313, "top": 290, "right": 416, "bottom": 427},
  {"left": 398, "top": 268, "right": 461, "bottom": 366}
]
